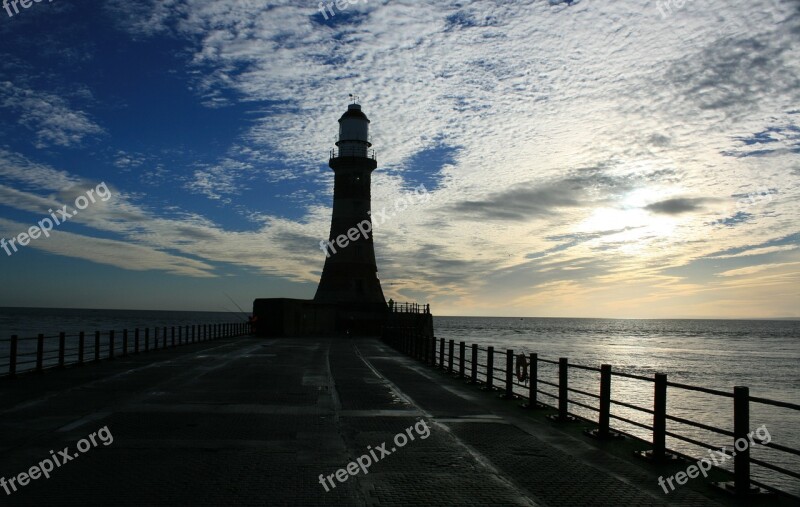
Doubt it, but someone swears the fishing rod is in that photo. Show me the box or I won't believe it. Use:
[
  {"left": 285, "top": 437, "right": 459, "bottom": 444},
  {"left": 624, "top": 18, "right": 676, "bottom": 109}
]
[
  {"left": 223, "top": 292, "right": 250, "bottom": 319},
  {"left": 218, "top": 304, "right": 248, "bottom": 323}
]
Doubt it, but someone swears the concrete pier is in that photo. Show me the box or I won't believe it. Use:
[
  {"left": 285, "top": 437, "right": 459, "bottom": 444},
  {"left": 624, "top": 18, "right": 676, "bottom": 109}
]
[{"left": 0, "top": 337, "right": 770, "bottom": 506}]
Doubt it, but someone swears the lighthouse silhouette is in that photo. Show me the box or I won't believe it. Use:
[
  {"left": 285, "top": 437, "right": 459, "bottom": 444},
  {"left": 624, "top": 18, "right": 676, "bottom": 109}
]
[
  {"left": 314, "top": 101, "right": 387, "bottom": 310},
  {"left": 252, "top": 101, "right": 388, "bottom": 336}
]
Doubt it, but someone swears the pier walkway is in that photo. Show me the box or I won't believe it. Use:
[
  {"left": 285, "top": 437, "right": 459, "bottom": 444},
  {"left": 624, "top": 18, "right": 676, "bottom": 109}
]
[{"left": 0, "top": 337, "right": 744, "bottom": 506}]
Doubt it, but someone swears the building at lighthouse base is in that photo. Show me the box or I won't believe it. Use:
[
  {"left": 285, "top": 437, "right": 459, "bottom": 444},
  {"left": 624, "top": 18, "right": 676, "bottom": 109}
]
[{"left": 252, "top": 298, "right": 389, "bottom": 337}]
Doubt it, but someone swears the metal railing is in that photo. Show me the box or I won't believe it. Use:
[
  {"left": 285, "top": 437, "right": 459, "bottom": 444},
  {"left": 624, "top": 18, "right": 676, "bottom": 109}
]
[
  {"left": 388, "top": 302, "right": 430, "bottom": 314},
  {"left": 384, "top": 332, "right": 800, "bottom": 500},
  {"left": 330, "top": 147, "right": 376, "bottom": 160},
  {"left": 0, "top": 322, "right": 250, "bottom": 378}
]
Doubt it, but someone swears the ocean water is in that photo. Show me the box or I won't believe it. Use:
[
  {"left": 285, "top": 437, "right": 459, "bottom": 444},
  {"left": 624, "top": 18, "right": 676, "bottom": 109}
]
[
  {"left": 433, "top": 316, "right": 800, "bottom": 496},
  {"left": 0, "top": 308, "right": 248, "bottom": 340}
]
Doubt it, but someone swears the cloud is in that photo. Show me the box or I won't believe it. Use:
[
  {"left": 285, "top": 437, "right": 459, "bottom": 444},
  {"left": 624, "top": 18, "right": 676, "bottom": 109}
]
[
  {"left": 0, "top": 82, "right": 104, "bottom": 148},
  {"left": 449, "top": 165, "right": 641, "bottom": 221},
  {"left": 644, "top": 197, "right": 714, "bottom": 215},
  {"left": 0, "top": 150, "right": 83, "bottom": 191},
  {"left": 451, "top": 181, "right": 582, "bottom": 221},
  {"left": 718, "top": 261, "right": 800, "bottom": 278},
  {"left": 0, "top": 218, "right": 216, "bottom": 278},
  {"left": 104, "top": 0, "right": 183, "bottom": 38},
  {"left": 113, "top": 151, "right": 147, "bottom": 170},
  {"left": 663, "top": 15, "right": 800, "bottom": 119},
  {"left": 723, "top": 123, "right": 800, "bottom": 158},
  {"left": 710, "top": 244, "right": 798, "bottom": 259}
]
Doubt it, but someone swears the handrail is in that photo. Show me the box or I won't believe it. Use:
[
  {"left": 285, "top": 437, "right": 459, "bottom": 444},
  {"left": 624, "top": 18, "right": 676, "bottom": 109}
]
[
  {"left": 1, "top": 322, "right": 250, "bottom": 378},
  {"left": 383, "top": 332, "right": 800, "bottom": 500},
  {"left": 330, "top": 147, "right": 376, "bottom": 160}
]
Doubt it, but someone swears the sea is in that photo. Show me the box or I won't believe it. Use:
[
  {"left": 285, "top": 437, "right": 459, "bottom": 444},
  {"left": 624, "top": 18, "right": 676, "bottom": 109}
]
[
  {"left": 1, "top": 309, "right": 798, "bottom": 495},
  {"left": 433, "top": 316, "right": 800, "bottom": 496}
]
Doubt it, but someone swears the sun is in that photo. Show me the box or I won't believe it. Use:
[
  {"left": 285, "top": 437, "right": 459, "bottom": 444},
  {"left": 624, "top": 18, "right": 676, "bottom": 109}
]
[{"left": 576, "top": 188, "right": 682, "bottom": 253}]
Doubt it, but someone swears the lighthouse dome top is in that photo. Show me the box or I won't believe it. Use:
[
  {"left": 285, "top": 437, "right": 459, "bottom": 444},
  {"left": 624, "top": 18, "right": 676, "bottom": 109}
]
[{"left": 340, "top": 103, "right": 369, "bottom": 122}]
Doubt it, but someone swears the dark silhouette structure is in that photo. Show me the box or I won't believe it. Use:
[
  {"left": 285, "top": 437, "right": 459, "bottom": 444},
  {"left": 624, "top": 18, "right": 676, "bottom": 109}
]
[
  {"left": 315, "top": 103, "right": 386, "bottom": 308},
  {"left": 253, "top": 102, "right": 387, "bottom": 336}
]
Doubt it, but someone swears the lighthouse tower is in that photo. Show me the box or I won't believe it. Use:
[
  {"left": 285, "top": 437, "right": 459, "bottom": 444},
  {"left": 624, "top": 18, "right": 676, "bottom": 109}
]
[{"left": 314, "top": 102, "right": 387, "bottom": 313}]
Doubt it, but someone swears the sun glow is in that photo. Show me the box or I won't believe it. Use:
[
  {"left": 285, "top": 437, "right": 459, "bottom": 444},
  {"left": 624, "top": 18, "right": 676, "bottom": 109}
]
[{"left": 577, "top": 187, "right": 682, "bottom": 253}]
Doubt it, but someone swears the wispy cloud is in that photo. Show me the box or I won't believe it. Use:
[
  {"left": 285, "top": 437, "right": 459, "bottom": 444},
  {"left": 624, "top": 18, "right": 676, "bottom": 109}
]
[
  {"left": 645, "top": 197, "right": 715, "bottom": 215},
  {"left": 0, "top": 82, "right": 104, "bottom": 148}
]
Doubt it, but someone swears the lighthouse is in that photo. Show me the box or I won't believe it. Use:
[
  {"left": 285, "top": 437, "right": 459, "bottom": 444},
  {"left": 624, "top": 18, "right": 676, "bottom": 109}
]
[
  {"left": 252, "top": 101, "right": 390, "bottom": 337},
  {"left": 314, "top": 102, "right": 387, "bottom": 313}
]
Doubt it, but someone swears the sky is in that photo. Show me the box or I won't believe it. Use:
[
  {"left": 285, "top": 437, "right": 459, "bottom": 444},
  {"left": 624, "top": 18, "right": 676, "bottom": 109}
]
[{"left": 0, "top": 0, "right": 798, "bottom": 319}]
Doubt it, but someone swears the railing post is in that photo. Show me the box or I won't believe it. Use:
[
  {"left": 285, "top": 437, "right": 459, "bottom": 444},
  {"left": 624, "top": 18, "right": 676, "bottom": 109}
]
[
  {"left": 448, "top": 340, "right": 454, "bottom": 373},
  {"left": 134, "top": 328, "right": 140, "bottom": 354},
  {"left": 486, "top": 346, "right": 494, "bottom": 389},
  {"left": 526, "top": 353, "right": 538, "bottom": 408},
  {"left": 598, "top": 364, "right": 611, "bottom": 438},
  {"left": 36, "top": 334, "right": 44, "bottom": 372},
  {"left": 171, "top": 326, "right": 175, "bottom": 348},
  {"left": 733, "top": 386, "right": 751, "bottom": 495},
  {"left": 9, "top": 335, "right": 17, "bottom": 377},
  {"left": 78, "top": 332, "right": 85, "bottom": 364},
  {"left": 94, "top": 331, "right": 100, "bottom": 361},
  {"left": 558, "top": 357, "right": 568, "bottom": 420},
  {"left": 504, "top": 349, "right": 513, "bottom": 399},
  {"left": 471, "top": 344, "right": 478, "bottom": 383},
  {"left": 122, "top": 329, "right": 128, "bottom": 357},
  {"left": 58, "top": 332, "right": 66, "bottom": 368},
  {"left": 439, "top": 338, "right": 445, "bottom": 368},
  {"left": 652, "top": 372, "right": 667, "bottom": 460},
  {"left": 109, "top": 331, "right": 115, "bottom": 359},
  {"left": 145, "top": 328, "right": 150, "bottom": 352},
  {"left": 178, "top": 326, "right": 182, "bottom": 346},
  {"left": 154, "top": 327, "right": 159, "bottom": 350},
  {"left": 459, "top": 341, "right": 465, "bottom": 378},
  {"left": 431, "top": 336, "right": 437, "bottom": 366},
  {"left": 192, "top": 325, "right": 196, "bottom": 343}
]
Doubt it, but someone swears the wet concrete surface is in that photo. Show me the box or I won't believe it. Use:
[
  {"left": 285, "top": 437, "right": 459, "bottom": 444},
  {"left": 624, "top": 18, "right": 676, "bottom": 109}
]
[{"left": 0, "top": 337, "right": 754, "bottom": 506}]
